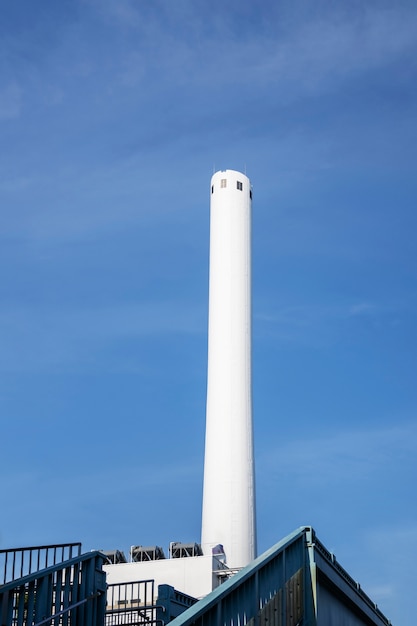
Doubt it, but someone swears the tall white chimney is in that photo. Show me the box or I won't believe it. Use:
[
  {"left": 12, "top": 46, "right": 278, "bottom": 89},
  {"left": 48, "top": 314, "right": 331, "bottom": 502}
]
[{"left": 201, "top": 169, "right": 256, "bottom": 569}]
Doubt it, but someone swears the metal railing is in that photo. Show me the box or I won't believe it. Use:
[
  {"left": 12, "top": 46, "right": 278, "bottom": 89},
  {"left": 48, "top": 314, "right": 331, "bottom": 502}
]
[
  {"left": 106, "top": 579, "right": 156, "bottom": 626},
  {"left": 0, "top": 543, "right": 82, "bottom": 586},
  {"left": 105, "top": 581, "right": 198, "bottom": 626},
  {"left": 0, "top": 550, "right": 106, "bottom": 626},
  {"left": 311, "top": 533, "right": 391, "bottom": 625}
]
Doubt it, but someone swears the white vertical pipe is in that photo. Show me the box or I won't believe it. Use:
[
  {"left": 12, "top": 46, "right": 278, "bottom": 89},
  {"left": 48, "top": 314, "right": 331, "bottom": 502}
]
[{"left": 201, "top": 169, "right": 256, "bottom": 569}]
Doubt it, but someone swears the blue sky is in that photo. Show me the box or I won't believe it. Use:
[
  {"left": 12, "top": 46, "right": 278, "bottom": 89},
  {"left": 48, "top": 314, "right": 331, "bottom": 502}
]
[{"left": 1, "top": 0, "right": 416, "bottom": 623}]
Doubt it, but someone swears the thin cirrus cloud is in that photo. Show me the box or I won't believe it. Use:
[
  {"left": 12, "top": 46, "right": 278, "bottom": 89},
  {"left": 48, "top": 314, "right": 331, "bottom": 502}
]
[
  {"left": 351, "top": 523, "right": 417, "bottom": 620},
  {"left": 3, "top": 3, "right": 416, "bottom": 125},
  {"left": 0, "top": 302, "right": 205, "bottom": 372},
  {"left": 0, "top": 82, "right": 22, "bottom": 120},
  {"left": 0, "top": 460, "right": 202, "bottom": 548},
  {"left": 255, "top": 301, "right": 396, "bottom": 345},
  {"left": 86, "top": 2, "right": 417, "bottom": 99},
  {"left": 260, "top": 421, "right": 417, "bottom": 485},
  {"left": 0, "top": 161, "right": 193, "bottom": 241}
]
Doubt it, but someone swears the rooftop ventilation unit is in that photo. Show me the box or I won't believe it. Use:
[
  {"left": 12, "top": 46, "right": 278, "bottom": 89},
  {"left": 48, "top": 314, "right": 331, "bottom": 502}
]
[
  {"left": 130, "top": 545, "right": 166, "bottom": 562},
  {"left": 103, "top": 550, "right": 127, "bottom": 564},
  {"left": 170, "top": 542, "right": 203, "bottom": 559}
]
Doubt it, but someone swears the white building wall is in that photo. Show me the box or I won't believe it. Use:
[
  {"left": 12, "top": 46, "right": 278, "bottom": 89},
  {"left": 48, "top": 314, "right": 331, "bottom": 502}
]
[{"left": 104, "top": 555, "right": 223, "bottom": 600}]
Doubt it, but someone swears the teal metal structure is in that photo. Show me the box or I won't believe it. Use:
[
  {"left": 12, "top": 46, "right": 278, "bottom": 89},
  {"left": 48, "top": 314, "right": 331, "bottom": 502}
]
[
  {"left": 168, "top": 527, "right": 391, "bottom": 626},
  {"left": 0, "top": 545, "right": 198, "bottom": 626},
  {"left": 0, "top": 550, "right": 106, "bottom": 626},
  {"left": 157, "top": 584, "right": 199, "bottom": 624},
  {"left": 0, "top": 543, "right": 82, "bottom": 586},
  {"left": 0, "top": 528, "right": 392, "bottom": 626},
  {"left": 105, "top": 579, "right": 197, "bottom": 625}
]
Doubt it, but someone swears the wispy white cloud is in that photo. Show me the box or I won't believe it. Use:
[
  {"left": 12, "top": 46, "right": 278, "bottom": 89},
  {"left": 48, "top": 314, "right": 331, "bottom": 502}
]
[
  {"left": 3, "top": 2, "right": 416, "bottom": 146},
  {"left": 255, "top": 300, "right": 405, "bottom": 346},
  {"left": 0, "top": 82, "right": 22, "bottom": 120},
  {"left": 1, "top": 459, "right": 202, "bottom": 549},
  {"left": 366, "top": 524, "right": 417, "bottom": 558},
  {"left": 0, "top": 301, "right": 205, "bottom": 372},
  {"left": 3, "top": 459, "right": 200, "bottom": 506},
  {"left": 0, "top": 176, "right": 35, "bottom": 193},
  {"left": 260, "top": 421, "right": 417, "bottom": 486},
  {"left": 348, "top": 302, "right": 376, "bottom": 316},
  {"left": 88, "top": 0, "right": 144, "bottom": 30},
  {"left": 0, "top": 152, "right": 204, "bottom": 241},
  {"left": 254, "top": 8, "right": 417, "bottom": 96},
  {"left": 351, "top": 522, "right": 417, "bottom": 620},
  {"left": 366, "top": 584, "right": 395, "bottom": 603},
  {"left": 85, "top": 2, "right": 417, "bottom": 101}
]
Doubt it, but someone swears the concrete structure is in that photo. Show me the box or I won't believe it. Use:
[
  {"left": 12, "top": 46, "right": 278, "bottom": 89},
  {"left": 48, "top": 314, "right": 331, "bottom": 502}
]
[
  {"left": 201, "top": 169, "right": 256, "bottom": 570},
  {"left": 103, "top": 170, "right": 256, "bottom": 597}
]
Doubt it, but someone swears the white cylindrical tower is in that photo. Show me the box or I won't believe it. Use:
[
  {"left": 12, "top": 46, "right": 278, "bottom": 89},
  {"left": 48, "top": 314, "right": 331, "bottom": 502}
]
[{"left": 201, "top": 169, "right": 256, "bottom": 569}]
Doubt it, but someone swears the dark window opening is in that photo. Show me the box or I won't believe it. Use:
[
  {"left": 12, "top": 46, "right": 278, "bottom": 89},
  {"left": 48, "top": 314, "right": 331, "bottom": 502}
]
[{"left": 237, "top": 181, "right": 243, "bottom": 191}]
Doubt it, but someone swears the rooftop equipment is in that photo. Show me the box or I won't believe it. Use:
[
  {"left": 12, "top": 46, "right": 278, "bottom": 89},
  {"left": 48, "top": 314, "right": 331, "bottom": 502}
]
[
  {"left": 131, "top": 545, "right": 166, "bottom": 562},
  {"left": 103, "top": 550, "right": 127, "bottom": 564},
  {"left": 170, "top": 543, "right": 203, "bottom": 559}
]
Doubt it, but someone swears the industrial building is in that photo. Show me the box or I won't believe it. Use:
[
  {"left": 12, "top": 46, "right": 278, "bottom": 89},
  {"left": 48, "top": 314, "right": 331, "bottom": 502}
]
[
  {"left": 0, "top": 527, "right": 392, "bottom": 626},
  {"left": 0, "top": 172, "right": 393, "bottom": 625}
]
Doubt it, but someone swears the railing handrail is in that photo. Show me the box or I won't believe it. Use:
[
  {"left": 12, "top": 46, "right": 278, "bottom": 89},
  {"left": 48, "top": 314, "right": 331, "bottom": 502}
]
[
  {"left": 310, "top": 533, "right": 390, "bottom": 624},
  {"left": 0, "top": 549, "right": 107, "bottom": 626},
  {"left": 107, "top": 578, "right": 156, "bottom": 588},
  {"left": 0, "top": 549, "right": 104, "bottom": 593},
  {"left": 33, "top": 591, "right": 103, "bottom": 626},
  {"left": 106, "top": 603, "right": 162, "bottom": 614},
  {"left": 0, "top": 541, "right": 81, "bottom": 555},
  {"left": 0, "top": 541, "right": 82, "bottom": 585}
]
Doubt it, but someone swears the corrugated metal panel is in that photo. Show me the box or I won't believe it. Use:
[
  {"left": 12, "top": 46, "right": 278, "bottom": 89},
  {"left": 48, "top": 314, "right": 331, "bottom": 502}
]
[
  {"left": 286, "top": 568, "right": 303, "bottom": 626},
  {"left": 169, "top": 527, "right": 391, "bottom": 626},
  {"left": 169, "top": 527, "right": 312, "bottom": 626},
  {"left": 258, "top": 588, "right": 283, "bottom": 626}
]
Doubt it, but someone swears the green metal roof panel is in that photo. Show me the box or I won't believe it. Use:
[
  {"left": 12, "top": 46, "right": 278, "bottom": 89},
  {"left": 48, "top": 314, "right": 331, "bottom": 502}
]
[{"left": 169, "top": 527, "right": 392, "bottom": 626}]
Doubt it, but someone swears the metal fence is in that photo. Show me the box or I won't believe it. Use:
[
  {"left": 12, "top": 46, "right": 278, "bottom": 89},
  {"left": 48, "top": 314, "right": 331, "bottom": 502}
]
[
  {"left": 106, "top": 579, "right": 156, "bottom": 626},
  {"left": 105, "top": 581, "right": 198, "bottom": 626},
  {"left": 0, "top": 550, "right": 106, "bottom": 626},
  {"left": 0, "top": 543, "right": 82, "bottom": 586}
]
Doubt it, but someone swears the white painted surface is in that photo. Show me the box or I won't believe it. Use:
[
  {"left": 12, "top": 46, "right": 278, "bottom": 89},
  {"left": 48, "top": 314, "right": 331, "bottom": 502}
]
[
  {"left": 201, "top": 170, "right": 256, "bottom": 569},
  {"left": 104, "top": 555, "right": 223, "bottom": 600}
]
